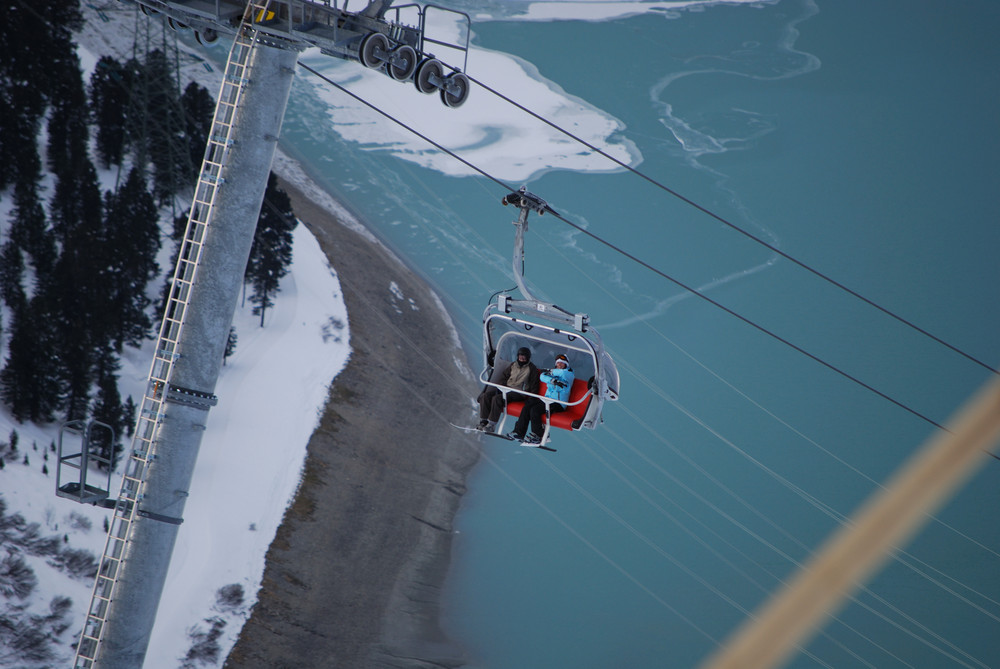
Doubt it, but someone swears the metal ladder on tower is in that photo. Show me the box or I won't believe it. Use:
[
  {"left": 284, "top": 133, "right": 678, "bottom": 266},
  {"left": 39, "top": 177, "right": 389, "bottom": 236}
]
[{"left": 73, "top": 2, "right": 273, "bottom": 666}]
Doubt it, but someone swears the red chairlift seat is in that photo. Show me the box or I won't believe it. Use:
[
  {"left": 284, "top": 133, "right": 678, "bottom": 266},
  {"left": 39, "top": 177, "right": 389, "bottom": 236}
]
[{"left": 505, "top": 377, "right": 594, "bottom": 430}]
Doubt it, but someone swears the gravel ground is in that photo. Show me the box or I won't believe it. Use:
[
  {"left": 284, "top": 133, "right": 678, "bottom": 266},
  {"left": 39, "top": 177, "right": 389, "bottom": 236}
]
[{"left": 224, "top": 179, "right": 480, "bottom": 669}]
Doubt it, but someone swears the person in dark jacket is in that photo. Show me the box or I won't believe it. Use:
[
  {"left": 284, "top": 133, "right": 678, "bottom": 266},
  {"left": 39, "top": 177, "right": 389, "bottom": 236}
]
[
  {"left": 507, "top": 353, "right": 574, "bottom": 444},
  {"left": 476, "top": 347, "right": 539, "bottom": 432}
]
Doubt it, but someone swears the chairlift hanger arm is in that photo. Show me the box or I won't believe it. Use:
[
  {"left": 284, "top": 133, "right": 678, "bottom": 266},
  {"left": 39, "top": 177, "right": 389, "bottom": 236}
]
[
  {"left": 501, "top": 186, "right": 555, "bottom": 305},
  {"left": 498, "top": 187, "right": 588, "bottom": 330}
]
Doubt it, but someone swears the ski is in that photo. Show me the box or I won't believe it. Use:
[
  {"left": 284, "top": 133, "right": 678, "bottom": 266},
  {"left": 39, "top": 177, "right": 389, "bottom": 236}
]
[{"left": 450, "top": 423, "right": 557, "bottom": 452}]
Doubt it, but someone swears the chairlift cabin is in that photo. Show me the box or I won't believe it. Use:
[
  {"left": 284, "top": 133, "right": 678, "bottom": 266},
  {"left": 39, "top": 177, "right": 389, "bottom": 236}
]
[
  {"left": 55, "top": 420, "right": 115, "bottom": 506},
  {"left": 480, "top": 188, "right": 620, "bottom": 446}
]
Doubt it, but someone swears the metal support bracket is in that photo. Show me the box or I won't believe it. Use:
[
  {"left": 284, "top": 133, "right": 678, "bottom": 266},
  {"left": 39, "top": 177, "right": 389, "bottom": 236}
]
[
  {"left": 165, "top": 384, "right": 219, "bottom": 409},
  {"left": 137, "top": 509, "right": 184, "bottom": 525}
]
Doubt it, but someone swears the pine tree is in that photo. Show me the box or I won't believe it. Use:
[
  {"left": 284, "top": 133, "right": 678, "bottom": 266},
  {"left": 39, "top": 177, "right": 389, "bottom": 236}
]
[
  {"left": 34, "top": 1, "right": 85, "bottom": 96},
  {"left": 121, "top": 56, "right": 149, "bottom": 168},
  {"left": 122, "top": 396, "right": 137, "bottom": 438},
  {"left": 0, "top": 242, "right": 26, "bottom": 311},
  {"left": 92, "top": 347, "right": 125, "bottom": 469},
  {"left": 0, "top": 0, "right": 81, "bottom": 189},
  {"left": 50, "top": 155, "right": 103, "bottom": 245},
  {"left": 46, "top": 213, "right": 103, "bottom": 420},
  {"left": 46, "top": 50, "right": 90, "bottom": 178},
  {"left": 143, "top": 49, "right": 190, "bottom": 201},
  {"left": 103, "top": 168, "right": 161, "bottom": 350},
  {"left": 246, "top": 174, "right": 296, "bottom": 327},
  {"left": 0, "top": 111, "right": 43, "bottom": 194},
  {"left": 8, "top": 177, "right": 56, "bottom": 277},
  {"left": 44, "top": 154, "right": 108, "bottom": 421},
  {"left": 60, "top": 350, "right": 92, "bottom": 423},
  {"left": 223, "top": 326, "right": 238, "bottom": 365},
  {"left": 0, "top": 300, "right": 63, "bottom": 423},
  {"left": 181, "top": 81, "right": 215, "bottom": 173},
  {"left": 46, "top": 275, "right": 95, "bottom": 422},
  {"left": 0, "top": 68, "right": 39, "bottom": 193},
  {"left": 89, "top": 55, "right": 130, "bottom": 168}
]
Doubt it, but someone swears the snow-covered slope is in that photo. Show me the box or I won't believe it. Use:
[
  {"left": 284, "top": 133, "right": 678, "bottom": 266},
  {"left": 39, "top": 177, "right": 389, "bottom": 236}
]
[{"left": 0, "top": 8, "right": 352, "bottom": 667}]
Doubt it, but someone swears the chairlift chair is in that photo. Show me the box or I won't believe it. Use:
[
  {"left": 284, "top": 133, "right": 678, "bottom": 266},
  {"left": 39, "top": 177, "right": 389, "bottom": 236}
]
[{"left": 479, "top": 188, "right": 620, "bottom": 446}]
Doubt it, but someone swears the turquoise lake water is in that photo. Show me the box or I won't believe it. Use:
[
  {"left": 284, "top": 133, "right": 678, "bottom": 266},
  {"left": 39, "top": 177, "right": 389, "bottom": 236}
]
[{"left": 274, "top": 1, "right": 1000, "bottom": 666}]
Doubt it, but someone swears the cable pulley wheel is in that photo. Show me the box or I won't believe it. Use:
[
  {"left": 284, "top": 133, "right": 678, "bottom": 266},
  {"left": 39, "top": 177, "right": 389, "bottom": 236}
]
[
  {"left": 414, "top": 58, "right": 443, "bottom": 94},
  {"left": 360, "top": 32, "right": 390, "bottom": 70},
  {"left": 440, "top": 72, "right": 470, "bottom": 108},
  {"left": 388, "top": 45, "right": 418, "bottom": 81}
]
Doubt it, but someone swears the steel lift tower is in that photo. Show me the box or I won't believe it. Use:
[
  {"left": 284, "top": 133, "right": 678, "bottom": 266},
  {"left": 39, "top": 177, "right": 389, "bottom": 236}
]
[{"left": 58, "top": 1, "right": 470, "bottom": 666}]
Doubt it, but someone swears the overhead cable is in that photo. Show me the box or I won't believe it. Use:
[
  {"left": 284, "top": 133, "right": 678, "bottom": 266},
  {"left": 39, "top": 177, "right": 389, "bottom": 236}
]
[
  {"left": 465, "top": 72, "right": 996, "bottom": 377},
  {"left": 298, "top": 62, "right": 948, "bottom": 433}
]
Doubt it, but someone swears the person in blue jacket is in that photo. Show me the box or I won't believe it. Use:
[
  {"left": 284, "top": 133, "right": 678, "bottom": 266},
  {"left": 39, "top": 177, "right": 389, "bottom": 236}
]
[{"left": 507, "top": 353, "right": 575, "bottom": 444}]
